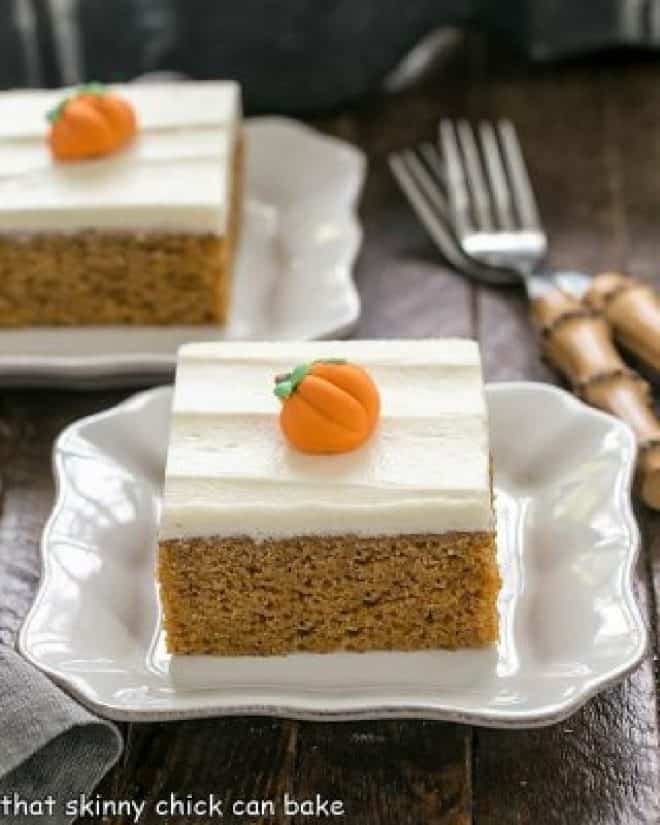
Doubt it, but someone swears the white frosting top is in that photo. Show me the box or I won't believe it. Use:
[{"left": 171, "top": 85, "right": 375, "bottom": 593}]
[
  {"left": 0, "top": 82, "right": 240, "bottom": 234},
  {"left": 159, "top": 339, "right": 493, "bottom": 542}
]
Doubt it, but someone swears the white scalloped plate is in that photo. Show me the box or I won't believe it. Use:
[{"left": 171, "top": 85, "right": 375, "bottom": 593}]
[
  {"left": 18, "top": 382, "right": 646, "bottom": 726},
  {"left": 0, "top": 118, "right": 364, "bottom": 388}
]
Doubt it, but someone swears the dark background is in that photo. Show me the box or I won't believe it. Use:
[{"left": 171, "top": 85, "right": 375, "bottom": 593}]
[{"left": 5, "top": 0, "right": 660, "bottom": 110}]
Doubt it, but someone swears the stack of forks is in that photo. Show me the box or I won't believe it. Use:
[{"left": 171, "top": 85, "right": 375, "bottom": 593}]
[{"left": 389, "top": 120, "right": 660, "bottom": 509}]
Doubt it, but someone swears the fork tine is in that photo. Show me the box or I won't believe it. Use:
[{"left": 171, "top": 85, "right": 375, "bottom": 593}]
[
  {"left": 456, "top": 120, "right": 493, "bottom": 231},
  {"left": 479, "top": 121, "right": 515, "bottom": 230},
  {"left": 389, "top": 149, "right": 452, "bottom": 228},
  {"left": 388, "top": 150, "right": 474, "bottom": 272},
  {"left": 497, "top": 119, "right": 541, "bottom": 229},
  {"left": 439, "top": 119, "right": 474, "bottom": 238},
  {"left": 418, "top": 142, "right": 447, "bottom": 187},
  {"left": 403, "top": 148, "right": 450, "bottom": 220}
]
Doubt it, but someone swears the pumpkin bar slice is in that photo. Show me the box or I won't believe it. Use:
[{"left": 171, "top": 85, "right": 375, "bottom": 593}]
[
  {"left": 158, "top": 339, "right": 499, "bottom": 655},
  {"left": 0, "top": 81, "right": 243, "bottom": 326}
]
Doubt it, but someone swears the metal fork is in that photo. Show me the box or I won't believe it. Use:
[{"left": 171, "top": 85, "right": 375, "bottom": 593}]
[
  {"left": 440, "top": 119, "right": 550, "bottom": 289},
  {"left": 388, "top": 143, "right": 521, "bottom": 287},
  {"left": 390, "top": 120, "right": 561, "bottom": 296},
  {"left": 392, "top": 122, "right": 660, "bottom": 364},
  {"left": 389, "top": 122, "right": 660, "bottom": 509}
]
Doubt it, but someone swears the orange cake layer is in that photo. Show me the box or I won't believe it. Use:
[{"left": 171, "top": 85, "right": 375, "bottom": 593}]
[
  {"left": 0, "top": 138, "right": 243, "bottom": 326},
  {"left": 159, "top": 531, "right": 500, "bottom": 655}
]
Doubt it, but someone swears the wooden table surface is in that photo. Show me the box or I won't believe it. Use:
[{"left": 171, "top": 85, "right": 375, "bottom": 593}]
[{"left": 1, "top": 36, "right": 659, "bottom": 825}]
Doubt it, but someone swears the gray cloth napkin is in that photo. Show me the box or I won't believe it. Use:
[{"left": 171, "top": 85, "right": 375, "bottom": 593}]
[{"left": 1, "top": 646, "right": 122, "bottom": 825}]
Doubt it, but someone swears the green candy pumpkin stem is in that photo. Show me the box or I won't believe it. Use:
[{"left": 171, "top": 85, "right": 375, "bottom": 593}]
[
  {"left": 273, "top": 358, "right": 347, "bottom": 400},
  {"left": 46, "top": 82, "right": 107, "bottom": 124}
]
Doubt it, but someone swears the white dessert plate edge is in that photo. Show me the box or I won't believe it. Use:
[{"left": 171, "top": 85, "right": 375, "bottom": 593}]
[{"left": 17, "top": 382, "right": 647, "bottom": 727}]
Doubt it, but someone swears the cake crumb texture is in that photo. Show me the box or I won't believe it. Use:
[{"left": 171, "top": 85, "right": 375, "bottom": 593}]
[
  {"left": 0, "top": 137, "right": 243, "bottom": 326},
  {"left": 158, "top": 532, "right": 500, "bottom": 655}
]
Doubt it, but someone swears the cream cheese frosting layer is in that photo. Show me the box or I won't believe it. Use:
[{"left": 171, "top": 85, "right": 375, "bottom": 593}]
[
  {"left": 159, "top": 339, "right": 493, "bottom": 542},
  {"left": 0, "top": 82, "right": 240, "bottom": 234}
]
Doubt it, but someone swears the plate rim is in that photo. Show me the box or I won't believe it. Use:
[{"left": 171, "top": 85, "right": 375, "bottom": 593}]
[
  {"left": 17, "top": 381, "right": 648, "bottom": 727},
  {"left": 0, "top": 116, "right": 366, "bottom": 387}
]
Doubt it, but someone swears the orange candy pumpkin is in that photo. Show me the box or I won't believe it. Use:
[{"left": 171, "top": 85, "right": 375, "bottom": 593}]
[
  {"left": 47, "top": 84, "right": 137, "bottom": 162},
  {"left": 274, "top": 359, "right": 380, "bottom": 454}
]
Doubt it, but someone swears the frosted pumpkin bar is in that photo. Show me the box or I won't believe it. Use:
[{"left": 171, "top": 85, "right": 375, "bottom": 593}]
[
  {"left": 158, "top": 339, "right": 500, "bottom": 655},
  {"left": 0, "top": 82, "right": 242, "bottom": 326}
]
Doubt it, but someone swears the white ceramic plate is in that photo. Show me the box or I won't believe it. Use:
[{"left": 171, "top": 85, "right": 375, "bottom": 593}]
[
  {"left": 0, "top": 118, "right": 364, "bottom": 388},
  {"left": 18, "top": 382, "right": 646, "bottom": 727}
]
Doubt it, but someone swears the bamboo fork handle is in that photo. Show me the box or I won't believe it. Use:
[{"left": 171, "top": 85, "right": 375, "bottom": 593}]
[
  {"left": 531, "top": 288, "right": 660, "bottom": 510},
  {"left": 583, "top": 272, "right": 660, "bottom": 374}
]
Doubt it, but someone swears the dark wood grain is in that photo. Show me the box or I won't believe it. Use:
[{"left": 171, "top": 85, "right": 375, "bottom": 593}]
[
  {"left": 1, "top": 35, "right": 659, "bottom": 825},
  {"left": 87, "top": 719, "right": 470, "bottom": 825}
]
